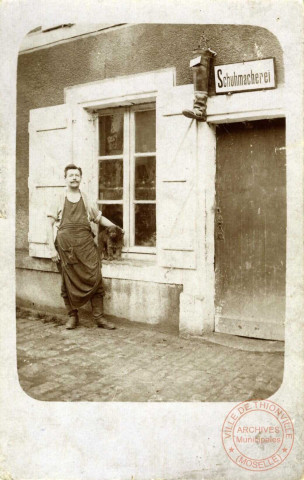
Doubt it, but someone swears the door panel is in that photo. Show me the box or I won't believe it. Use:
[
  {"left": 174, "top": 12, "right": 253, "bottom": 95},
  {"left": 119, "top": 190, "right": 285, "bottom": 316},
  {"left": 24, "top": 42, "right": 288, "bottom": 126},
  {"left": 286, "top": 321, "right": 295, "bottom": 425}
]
[{"left": 214, "top": 119, "right": 286, "bottom": 340}]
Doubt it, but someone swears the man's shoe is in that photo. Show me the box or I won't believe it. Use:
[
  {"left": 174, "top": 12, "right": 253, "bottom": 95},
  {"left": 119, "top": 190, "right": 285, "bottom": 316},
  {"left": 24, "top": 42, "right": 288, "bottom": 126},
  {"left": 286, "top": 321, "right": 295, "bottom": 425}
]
[
  {"left": 96, "top": 316, "right": 116, "bottom": 330},
  {"left": 66, "top": 316, "right": 79, "bottom": 330}
]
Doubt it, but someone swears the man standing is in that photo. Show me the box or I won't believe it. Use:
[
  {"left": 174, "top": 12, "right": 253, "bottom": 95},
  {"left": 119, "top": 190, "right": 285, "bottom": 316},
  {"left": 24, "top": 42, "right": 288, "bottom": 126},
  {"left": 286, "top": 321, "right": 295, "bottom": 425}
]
[{"left": 47, "top": 164, "right": 119, "bottom": 330}]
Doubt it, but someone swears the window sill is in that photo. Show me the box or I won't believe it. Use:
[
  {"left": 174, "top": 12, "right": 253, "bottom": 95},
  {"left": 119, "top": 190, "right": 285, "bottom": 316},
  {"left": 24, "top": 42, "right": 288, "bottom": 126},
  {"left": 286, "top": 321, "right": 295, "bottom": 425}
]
[
  {"left": 16, "top": 248, "right": 181, "bottom": 285},
  {"left": 16, "top": 248, "right": 156, "bottom": 273},
  {"left": 102, "top": 256, "right": 156, "bottom": 268},
  {"left": 102, "top": 255, "right": 158, "bottom": 282}
]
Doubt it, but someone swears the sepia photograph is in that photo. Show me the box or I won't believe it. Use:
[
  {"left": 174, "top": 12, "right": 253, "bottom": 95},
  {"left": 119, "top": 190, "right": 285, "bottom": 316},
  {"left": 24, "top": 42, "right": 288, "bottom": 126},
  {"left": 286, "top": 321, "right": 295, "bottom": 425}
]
[
  {"left": 1, "top": 0, "right": 303, "bottom": 479},
  {"left": 16, "top": 22, "right": 286, "bottom": 403}
]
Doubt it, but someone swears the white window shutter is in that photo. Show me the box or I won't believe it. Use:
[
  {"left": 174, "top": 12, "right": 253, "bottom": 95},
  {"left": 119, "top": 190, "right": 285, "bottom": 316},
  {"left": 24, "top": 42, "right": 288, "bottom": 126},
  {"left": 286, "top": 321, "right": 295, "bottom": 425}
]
[
  {"left": 28, "top": 104, "right": 72, "bottom": 257},
  {"left": 157, "top": 87, "right": 197, "bottom": 269}
]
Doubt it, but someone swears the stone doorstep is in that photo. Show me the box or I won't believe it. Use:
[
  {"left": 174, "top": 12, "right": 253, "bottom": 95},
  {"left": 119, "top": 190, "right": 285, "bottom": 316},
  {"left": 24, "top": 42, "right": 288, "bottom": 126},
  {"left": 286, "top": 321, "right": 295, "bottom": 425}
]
[
  {"left": 16, "top": 306, "right": 284, "bottom": 354},
  {"left": 180, "top": 331, "right": 285, "bottom": 353}
]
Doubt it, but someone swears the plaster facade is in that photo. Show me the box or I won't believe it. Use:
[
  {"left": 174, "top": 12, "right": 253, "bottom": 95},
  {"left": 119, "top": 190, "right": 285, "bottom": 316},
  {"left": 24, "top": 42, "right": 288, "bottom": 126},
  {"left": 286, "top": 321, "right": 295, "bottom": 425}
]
[{"left": 16, "top": 23, "right": 287, "bottom": 337}]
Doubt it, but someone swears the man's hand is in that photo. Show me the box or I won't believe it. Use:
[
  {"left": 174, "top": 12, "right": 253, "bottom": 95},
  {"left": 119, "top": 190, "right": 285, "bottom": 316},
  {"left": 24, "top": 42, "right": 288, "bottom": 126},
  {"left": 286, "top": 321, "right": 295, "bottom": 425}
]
[{"left": 50, "top": 249, "right": 60, "bottom": 263}]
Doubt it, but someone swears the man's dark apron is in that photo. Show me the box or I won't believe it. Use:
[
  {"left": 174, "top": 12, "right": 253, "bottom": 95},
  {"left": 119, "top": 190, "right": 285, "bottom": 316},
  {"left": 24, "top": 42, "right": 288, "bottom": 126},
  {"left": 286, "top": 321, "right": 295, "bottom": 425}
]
[{"left": 55, "top": 196, "right": 102, "bottom": 309}]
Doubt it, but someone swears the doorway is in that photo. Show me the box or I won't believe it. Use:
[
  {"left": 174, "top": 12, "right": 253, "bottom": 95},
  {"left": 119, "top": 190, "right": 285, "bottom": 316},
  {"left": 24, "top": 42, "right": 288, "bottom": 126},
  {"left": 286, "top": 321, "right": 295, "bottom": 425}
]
[{"left": 214, "top": 118, "right": 286, "bottom": 340}]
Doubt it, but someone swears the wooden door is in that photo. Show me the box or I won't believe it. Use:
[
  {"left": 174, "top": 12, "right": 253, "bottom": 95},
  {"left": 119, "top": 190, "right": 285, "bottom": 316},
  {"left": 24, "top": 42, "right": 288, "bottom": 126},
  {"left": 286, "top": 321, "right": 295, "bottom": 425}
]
[{"left": 214, "top": 119, "right": 286, "bottom": 340}]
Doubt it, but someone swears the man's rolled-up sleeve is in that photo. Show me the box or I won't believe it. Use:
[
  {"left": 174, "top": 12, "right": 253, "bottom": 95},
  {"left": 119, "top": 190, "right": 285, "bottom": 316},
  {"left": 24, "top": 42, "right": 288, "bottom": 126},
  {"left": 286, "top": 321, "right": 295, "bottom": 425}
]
[{"left": 89, "top": 202, "right": 102, "bottom": 224}]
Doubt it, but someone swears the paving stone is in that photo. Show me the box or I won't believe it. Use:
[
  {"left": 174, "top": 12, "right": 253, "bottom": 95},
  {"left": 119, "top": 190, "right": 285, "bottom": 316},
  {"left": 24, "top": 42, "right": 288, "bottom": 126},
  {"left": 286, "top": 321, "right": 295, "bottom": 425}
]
[
  {"left": 18, "top": 379, "right": 35, "bottom": 392},
  {"left": 28, "top": 381, "right": 62, "bottom": 397},
  {"left": 16, "top": 313, "right": 284, "bottom": 402},
  {"left": 18, "top": 363, "right": 42, "bottom": 377}
]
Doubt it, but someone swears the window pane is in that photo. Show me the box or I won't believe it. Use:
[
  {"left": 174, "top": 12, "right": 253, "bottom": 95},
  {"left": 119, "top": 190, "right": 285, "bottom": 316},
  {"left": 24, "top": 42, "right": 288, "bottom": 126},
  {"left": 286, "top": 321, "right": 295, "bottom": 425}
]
[
  {"left": 99, "top": 204, "right": 123, "bottom": 229},
  {"left": 135, "top": 110, "right": 156, "bottom": 153},
  {"left": 99, "top": 113, "right": 123, "bottom": 156},
  {"left": 135, "top": 156, "right": 156, "bottom": 200},
  {"left": 99, "top": 159, "right": 123, "bottom": 200},
  {"left": 135, "top": 204, "right": 156, "bottom": 246}
]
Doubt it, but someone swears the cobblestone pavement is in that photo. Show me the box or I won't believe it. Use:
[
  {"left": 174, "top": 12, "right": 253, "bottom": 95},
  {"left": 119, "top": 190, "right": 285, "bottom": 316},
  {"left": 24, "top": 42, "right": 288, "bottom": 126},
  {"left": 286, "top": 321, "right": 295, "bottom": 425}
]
[{"left": 16, "top": 309, "right": 284, "bottom": 402}]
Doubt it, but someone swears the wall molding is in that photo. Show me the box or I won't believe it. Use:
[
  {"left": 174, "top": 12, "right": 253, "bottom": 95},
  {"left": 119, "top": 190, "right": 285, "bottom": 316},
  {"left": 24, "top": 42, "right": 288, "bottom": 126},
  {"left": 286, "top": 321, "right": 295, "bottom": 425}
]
[
  {"left": 19, "top": 24, "right": 126, "bottom": 54},
  {"left": 161, "top": 83, "right": 285, "bottom": 122},
  {"left": 64, "top": 68, "right": 176, "bottom": 106}
]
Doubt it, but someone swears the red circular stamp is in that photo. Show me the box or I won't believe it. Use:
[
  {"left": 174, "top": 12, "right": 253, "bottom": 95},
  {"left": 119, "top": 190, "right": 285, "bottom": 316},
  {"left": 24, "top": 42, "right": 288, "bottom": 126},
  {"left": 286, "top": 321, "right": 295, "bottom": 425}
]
[{"left": 222, "top": 399, "right": 294, "bottom": 471}]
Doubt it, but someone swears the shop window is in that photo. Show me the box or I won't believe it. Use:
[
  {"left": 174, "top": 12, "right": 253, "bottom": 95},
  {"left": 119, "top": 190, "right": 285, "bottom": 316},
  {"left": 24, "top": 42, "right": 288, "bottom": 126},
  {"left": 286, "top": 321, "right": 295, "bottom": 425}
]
[{"left": 97, "top": 104, "right": 156, "bottom": 252}]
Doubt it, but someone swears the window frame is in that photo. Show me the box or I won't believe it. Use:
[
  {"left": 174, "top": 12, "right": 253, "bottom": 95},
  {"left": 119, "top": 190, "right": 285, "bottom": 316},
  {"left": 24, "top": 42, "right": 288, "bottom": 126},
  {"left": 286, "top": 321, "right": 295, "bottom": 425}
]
[{"left": 96, "top": 102, "right": 156, "bottom": 255}]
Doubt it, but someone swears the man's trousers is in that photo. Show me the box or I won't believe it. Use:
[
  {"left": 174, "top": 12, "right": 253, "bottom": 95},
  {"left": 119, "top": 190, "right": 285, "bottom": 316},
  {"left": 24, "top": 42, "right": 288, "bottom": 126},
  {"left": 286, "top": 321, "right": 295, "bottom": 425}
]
[{"left": 60, "top": 276, "right": 104, "bottom": 321}]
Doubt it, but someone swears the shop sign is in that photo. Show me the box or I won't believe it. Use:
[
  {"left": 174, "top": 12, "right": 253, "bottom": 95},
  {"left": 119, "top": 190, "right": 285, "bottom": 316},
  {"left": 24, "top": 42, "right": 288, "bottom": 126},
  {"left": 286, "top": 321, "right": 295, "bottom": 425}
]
[{"left": 214, "top": 58, "right": 276, "bottom": 94}]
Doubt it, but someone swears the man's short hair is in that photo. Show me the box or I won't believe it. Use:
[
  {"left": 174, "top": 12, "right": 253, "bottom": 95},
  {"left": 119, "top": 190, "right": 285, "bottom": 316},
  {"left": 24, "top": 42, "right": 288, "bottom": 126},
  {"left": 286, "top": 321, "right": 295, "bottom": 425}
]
[{"left": 64, "top": 164, "right": 82, "bottom": 178}]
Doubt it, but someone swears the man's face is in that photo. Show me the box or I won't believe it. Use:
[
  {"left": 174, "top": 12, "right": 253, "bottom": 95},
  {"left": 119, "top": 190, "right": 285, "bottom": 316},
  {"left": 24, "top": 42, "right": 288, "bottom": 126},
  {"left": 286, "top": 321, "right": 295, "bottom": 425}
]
[{"left": 65, "top": 169, "right": 82, "bottom": 188}]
